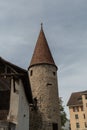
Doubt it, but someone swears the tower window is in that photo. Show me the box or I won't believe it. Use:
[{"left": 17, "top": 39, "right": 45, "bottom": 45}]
[
  {"left": 53, "top": 72, "right": 56, "bottom": 76},
  {"left": 52, "top": 123, "right": 58, "bottom": 130},
  {"left": 30, "top": 70, "right": 33, "bottom": 76},
  {"left": 47, "top": 83, "right": 52, "bottom": 86}
]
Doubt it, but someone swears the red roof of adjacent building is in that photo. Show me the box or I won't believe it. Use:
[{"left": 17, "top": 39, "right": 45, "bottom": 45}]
[
  {"left": 29, "top": 25, "right": 57, "bottom": 68},
  {"left": 67, "top": 90, "right": 87, "bottom": 106}
]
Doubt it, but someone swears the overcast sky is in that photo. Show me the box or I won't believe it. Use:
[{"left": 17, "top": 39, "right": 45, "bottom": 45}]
[{"left": 0, "top": 0, "right": 87, "bottom": 118}]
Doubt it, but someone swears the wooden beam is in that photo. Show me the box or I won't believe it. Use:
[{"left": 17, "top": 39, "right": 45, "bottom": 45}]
[{"left": 0, "top": 73, "right": 24, "bottom": 77}]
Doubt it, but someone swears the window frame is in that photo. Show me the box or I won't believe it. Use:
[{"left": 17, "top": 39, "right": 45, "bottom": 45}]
[
  {"left": 75, "top": 114, "right": 79, "bottom": 119},
  {"left": 76, "top": 123, "right": 80, "bottom": 128}
]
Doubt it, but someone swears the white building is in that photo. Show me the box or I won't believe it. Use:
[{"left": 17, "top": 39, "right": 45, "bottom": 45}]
[{"left": 0, "top": 57, "right": 33, "bottom": 130}]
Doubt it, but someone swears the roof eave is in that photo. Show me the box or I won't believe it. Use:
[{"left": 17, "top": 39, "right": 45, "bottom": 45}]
[{"left": 28, "top": 63, "right": 58, "bottom": 70}]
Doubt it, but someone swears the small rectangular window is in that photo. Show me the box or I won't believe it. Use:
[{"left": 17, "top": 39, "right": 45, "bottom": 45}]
[
  {"left": 30, "top": 70, "right": 33, "bottom": 76},
  {"left": 47, "top": 83, "right": 52, "bottom": 86},
  {"left": 53, "top": 72, "right": 56, "bottom": 76},
  {"left": 83, "top": 114, "right": 85, "bottom": 119},
  {"left": 81, "top": 106, "right": 83, "bottom": 111},
  {"left": 85, "top": 122, "right": 87, "bottom": 128},
  {"left": 73, "top": 107, "right": 75, "bottom": 112},
  {"left": 76, "top": 123, "right": 80, "bottom": 128},
  {"left": 75, "top": 114, "right": 78, "bottom": 119},
  {"left": 73, "top": 107, "right": 79, "bottom": 112}
]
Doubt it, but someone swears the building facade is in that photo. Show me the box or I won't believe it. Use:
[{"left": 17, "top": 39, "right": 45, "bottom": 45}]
[
  {"left": 67, "top": 91, "right": 87, "bottom": 130},
  {"left": 28, "top": 25, "right": 61, "bottom": 130},
  {"left": 0, "top": 57, "right": 33, "bottom": 130}
]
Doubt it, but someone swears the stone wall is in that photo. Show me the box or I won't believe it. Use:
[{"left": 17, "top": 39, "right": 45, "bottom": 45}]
[{"left": 29, "top": 64, "right": 61, "bottom": 130}]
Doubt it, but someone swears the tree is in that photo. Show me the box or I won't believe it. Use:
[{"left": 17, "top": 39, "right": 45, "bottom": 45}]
[{"left": 59, "top": 97, "right": 68, "bottom": 128}]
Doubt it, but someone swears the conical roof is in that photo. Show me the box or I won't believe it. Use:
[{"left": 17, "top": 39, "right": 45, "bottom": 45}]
[{"left": 29, "top": 25, "right": 57, "bottom": 68}]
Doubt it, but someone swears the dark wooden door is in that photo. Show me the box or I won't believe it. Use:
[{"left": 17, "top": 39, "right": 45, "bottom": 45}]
[{"left": 53, "top": 123, "right": 58, "bottom": 130}]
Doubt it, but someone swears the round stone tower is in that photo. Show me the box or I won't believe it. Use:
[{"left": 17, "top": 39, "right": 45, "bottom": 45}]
[{"left": 28, "top": 25, "right": 61, "bottom": 130}]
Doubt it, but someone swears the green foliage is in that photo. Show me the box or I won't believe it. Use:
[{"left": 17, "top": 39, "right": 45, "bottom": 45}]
[{"left": 59, "top": 97, "right": 68, "bottom": 127}]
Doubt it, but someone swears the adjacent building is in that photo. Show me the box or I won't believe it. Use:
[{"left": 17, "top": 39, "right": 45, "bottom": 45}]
[
  {"left": 67, "top": 90, "right": 87, "bottom": 130},
  {"left": 0, "top": 57, "right": 33, "bottom": 130}
]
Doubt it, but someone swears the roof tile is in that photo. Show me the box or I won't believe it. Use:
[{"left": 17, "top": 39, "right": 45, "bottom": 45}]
[
  {"left": 29, "top": 26, "right": 57, "bottom": 68},
  {"left": 67, "top": 90, "right": 87, "bottom": 106}
]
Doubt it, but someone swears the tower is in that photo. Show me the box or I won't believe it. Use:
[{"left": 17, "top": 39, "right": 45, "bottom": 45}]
[{"left": 28, "top": 25, "right": 61, "bottom": 130}]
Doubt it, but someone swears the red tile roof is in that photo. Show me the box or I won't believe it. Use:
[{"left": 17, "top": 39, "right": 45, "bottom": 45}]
[
  {"left": 29, "top": 26, "right": 57, "bottom": 68},
  {"left": 67, "top": 90, "right": 87, "bottom": 106}
]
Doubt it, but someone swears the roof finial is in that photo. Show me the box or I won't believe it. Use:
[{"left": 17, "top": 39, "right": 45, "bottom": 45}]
[{"left": 41, "top": 23, "right": 43, "bottom": 30}]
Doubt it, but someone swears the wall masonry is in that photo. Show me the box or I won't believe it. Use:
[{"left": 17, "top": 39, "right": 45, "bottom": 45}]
[{"left": 29, "top": 64, "right": 61, "bottom": 130}]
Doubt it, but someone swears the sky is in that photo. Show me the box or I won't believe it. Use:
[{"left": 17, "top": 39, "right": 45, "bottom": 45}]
[{"left": 0, "top": 0, "right": 87, "bottom": 118}]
